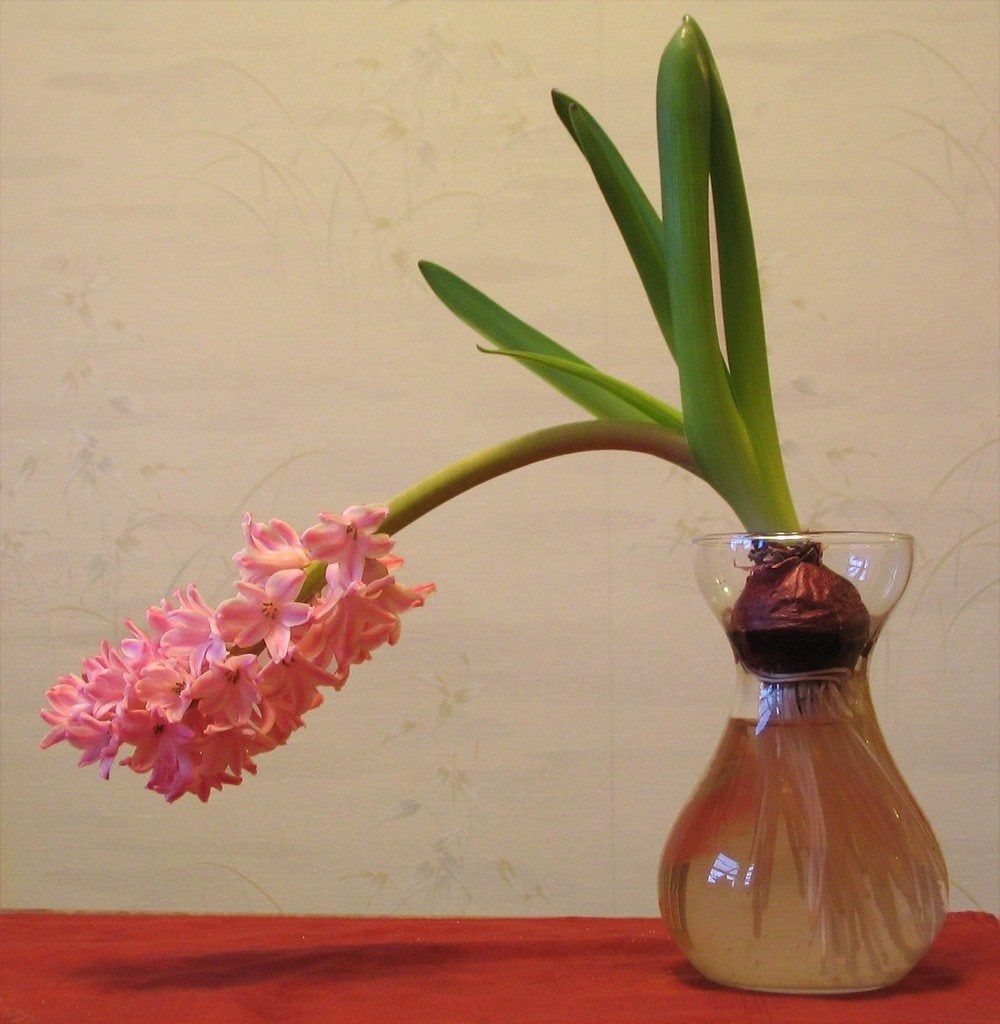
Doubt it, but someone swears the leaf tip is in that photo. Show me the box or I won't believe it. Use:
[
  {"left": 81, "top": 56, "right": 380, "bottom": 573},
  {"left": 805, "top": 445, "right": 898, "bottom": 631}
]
[
  {"left": 551, "top": 89, "right": 579, "bottom": 136},
  {"left": 417, "top": 259, "right": 443, "bottom": 285},
  {"left": 668, "top": 13, "right": 703, "bottom": 49}
]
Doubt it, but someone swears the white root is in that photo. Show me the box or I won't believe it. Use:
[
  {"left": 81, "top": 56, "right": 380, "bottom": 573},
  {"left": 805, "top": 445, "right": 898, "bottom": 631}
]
[{"left": 748, "top": 671, "right": 947, "bottom": 979}]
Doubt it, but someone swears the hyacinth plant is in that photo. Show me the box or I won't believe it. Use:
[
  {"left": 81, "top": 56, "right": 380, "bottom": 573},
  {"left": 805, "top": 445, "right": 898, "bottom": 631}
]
[{"left": 44, "top": 17, "right": 864, "bottom": 804}]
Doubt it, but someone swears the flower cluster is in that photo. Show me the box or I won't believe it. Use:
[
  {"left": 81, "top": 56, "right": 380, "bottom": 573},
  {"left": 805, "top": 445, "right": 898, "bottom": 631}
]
[{"left": 40, "top": 506, "right": 433, "bottom": 802}]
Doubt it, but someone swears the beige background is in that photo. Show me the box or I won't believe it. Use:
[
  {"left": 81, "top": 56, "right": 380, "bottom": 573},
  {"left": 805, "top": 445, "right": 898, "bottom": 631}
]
[{"left": 1, "top": 0, "right": 997, "bottom": 917}]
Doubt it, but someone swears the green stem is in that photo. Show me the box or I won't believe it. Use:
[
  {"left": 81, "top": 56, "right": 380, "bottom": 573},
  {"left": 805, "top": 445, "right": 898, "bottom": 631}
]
[
  {"left": 297, "top": 558, "right": 329, "bottom": 604},
  {"left": 381, "top": 420, "right": 699, "bottom": 536},
  {"left": 242, "top": 422, "right": 696, "bottom": 651}
]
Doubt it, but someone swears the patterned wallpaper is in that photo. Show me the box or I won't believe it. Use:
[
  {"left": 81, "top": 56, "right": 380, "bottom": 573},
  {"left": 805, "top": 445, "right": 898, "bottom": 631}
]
[{"left": 1, "top": 0, "right": 997, "bottom": 915}]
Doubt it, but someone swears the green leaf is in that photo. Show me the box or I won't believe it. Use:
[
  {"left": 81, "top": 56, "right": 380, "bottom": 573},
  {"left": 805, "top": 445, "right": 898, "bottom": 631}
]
[
  {"left": 685, "top": 17, "right": 799, "bottom": 531},
  {"left": 551, "top": 90, "right": 674, "bottom": 354},
  {"left": 419, "top": 261, "right": 651, "bottom": 422},
  {"left": 657, "top": 18, "right": 775, "bottom": 531},
  {"left": 478, "top": 345, "right": 684, "bottom": 433}
]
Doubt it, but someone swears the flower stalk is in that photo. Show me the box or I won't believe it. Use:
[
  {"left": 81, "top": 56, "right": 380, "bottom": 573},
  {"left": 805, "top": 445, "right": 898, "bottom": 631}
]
[{"left": 381, "top": 419, "right": 698, "bottom": 536}]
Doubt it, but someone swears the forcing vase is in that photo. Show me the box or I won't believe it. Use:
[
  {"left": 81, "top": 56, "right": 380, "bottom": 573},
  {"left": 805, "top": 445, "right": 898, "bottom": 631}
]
[{"left": 658, "top": 533, "right": 948, "bottom": 993}]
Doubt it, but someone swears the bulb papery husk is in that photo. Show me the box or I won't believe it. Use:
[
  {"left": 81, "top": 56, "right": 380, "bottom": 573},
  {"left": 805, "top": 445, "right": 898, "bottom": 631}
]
[{"left": 727, "top": 540, "right": 871, "bottom": 675}]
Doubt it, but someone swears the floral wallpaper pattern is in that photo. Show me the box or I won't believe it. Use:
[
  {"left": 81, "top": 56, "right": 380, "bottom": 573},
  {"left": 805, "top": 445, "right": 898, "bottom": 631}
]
[{"left": 1, "top": 0, "right": 996, "bottom": 915}]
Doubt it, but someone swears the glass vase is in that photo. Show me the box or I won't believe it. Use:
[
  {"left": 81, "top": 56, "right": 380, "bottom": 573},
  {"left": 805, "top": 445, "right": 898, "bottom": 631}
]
[{"left": 658, "top": 533, "right": 948, "bottom": 994}]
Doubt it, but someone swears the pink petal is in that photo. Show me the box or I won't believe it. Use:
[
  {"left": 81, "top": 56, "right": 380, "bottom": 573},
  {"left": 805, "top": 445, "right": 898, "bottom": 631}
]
[
  {"left": 279, "top": 602, "right": 312, "bottom": 629},
  {"left": 343, "top": 505, "right": 389, "bottom": 531},
  {"left": 265, "top": 568, "right": 306, "bottom": 604},
  {"left": 234, "top": 617, "right": 270, "bottom": 650},
  {"left": 264, "top": 623, "right": 291, "bottom": 662},
  {"left": 215, "top": 596, "right": 264, "bottom": 643},
  {"left": 234, "top": 581, "right": 267, "bottom": 603}
]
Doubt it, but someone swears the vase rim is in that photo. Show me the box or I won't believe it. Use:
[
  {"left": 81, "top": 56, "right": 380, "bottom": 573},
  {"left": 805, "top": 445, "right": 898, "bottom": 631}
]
[{"left": 693, "top": 530, "right": 914, "bottom": 546}]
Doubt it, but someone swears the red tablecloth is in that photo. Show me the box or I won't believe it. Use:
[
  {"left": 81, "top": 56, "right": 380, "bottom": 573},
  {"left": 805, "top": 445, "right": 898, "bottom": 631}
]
[{"left": 1, "top": 911, "right": 996, "bottom": 1023}]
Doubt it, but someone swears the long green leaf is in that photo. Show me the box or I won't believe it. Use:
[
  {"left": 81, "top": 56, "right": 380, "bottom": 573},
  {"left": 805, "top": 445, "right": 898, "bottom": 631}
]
[
  {"left": 551, "top": 90, "right": 675, "bottom": 355},
  {"left": 419, "top": 261, "right": 651, "bottom": 422},
  {"left": 657, "top": 18, "right": 775, "bottom": 530},
  {"left": 477, "top": 345, "right": 684, "bottom": 433},
  {"left": 686, "top": 17, "right": 799, "bottom": 531}
]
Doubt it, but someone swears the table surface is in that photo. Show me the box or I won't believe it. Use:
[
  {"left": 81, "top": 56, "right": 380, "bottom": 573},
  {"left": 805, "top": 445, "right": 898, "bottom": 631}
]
[{"left": 1, "top": 911, "right": 997, "bottom": 1024}]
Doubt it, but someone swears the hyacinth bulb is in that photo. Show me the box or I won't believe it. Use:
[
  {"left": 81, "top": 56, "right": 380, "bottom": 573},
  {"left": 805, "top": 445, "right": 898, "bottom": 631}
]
[{"left": 728, "top": 540, "right": 871, "bottom": 675}]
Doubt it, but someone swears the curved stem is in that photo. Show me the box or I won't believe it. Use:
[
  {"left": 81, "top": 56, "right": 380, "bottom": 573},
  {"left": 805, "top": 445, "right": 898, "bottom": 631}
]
[
  {"left": 381, "top": 419, "right": 700, "bottom": 536},
  {"left": 232, "top": 422, "right": 697, "bottom": 655}
]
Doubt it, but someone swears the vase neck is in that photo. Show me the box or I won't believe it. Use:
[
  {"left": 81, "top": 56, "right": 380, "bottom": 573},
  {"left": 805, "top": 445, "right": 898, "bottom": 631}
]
[{"left": 729, "top": 660, "right": 876, "bottom": 729}]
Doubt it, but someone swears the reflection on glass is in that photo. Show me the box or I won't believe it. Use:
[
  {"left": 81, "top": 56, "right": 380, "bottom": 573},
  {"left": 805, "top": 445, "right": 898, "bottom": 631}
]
[{"left": 706, "top": 852, "right": 740, "bottom": 886}]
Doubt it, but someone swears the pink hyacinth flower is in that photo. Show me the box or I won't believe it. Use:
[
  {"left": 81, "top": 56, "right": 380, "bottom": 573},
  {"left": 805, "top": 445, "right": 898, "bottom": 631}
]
[
  {"left": 234, "top": 513, "right": 311, "bottom": 583},
  {"left": 118, "top": 708, "right": 197, "bottom": 802},
  {"left": 257, "top": 648, "right": 332, "bottom": 743},
  {"left": 189, "top": 653, "right": 261, "bottom": 731},
  {"left": 119, "top": 620, "right": 157, "bottom": 670},
  {"left": 301, "top": 505, "right": 394, "bottom": 582},
  {"left": 41, "top": 676, "right": 121, "bottom": 777},
  {"left": 297, "top": 561, "right": 392, "bottom": 670},
  {"left": 67, "top": 715, "right": 120, "bottom": 777},
  {"left": 41, "top": 503, "right": 434, "bottom": 802},
  {"left": 188, "top": 722, "right": 272, "bottom": 801},
  {"left": 299, "top": 560, "right": 434, "bottom": 686},
  {"left": 215, "top": 567, "right": 312, "bottom": 661},
  {"left": 134, "top": 659, "right": 193, "bottom": 722},
  {"left": 158, "top": 584, "right": 226, "bottom": 675},
  {"left": 40, "top": 675, "right": 92, "bottom": 748},
  {"left": 144, "top": 599, "right": 173, "bottom": 643},
  {"left": 79, "top": 642, "right": 132, "bottom": 719}
]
